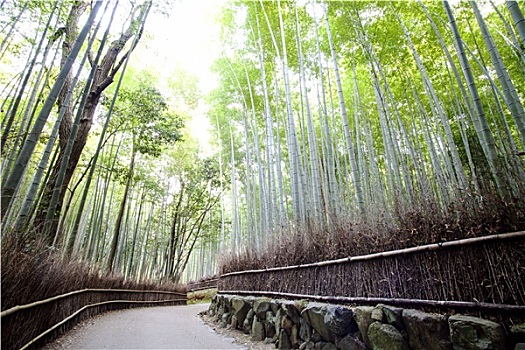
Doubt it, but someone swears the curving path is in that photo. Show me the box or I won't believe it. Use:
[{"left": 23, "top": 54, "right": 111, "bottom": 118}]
[{"left": 43, "top": 303, "right": 245, "bottom": 350}]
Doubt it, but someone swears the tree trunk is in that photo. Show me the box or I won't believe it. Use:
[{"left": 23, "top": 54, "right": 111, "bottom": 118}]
[
  {"left": 107, "top": 145, "right": 137, "bottom": 273},
  {"left": 35, "top": 1, "right": 151, "bottom": 246},
  {"left": 324, "top": 2, "right": 364, "bottom": 213},
  {"left": 0, "top": 1, "right": 100, "bottom": 220},
  {"left": 443, "top": 1, "right": 507, "bottom": 196},
  {"left": 507, "top": 1, "right": 525, "bottom": 48},
  {"left": 471, "top": 1, "right": 525, "bottom": 146}
]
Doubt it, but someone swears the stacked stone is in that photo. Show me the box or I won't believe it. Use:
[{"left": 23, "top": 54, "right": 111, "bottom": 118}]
[{"left": 208, "top": 295, "right": 524, "bottom": 350}]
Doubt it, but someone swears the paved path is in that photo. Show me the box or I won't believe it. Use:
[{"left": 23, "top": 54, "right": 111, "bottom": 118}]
[{"left": 44, "top": 304, "right": 245, "bottom": 349}]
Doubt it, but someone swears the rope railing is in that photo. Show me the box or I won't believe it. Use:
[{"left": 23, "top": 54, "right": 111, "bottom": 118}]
[
  {"left": 1, "top": 288, "right": 186, "bottom": 318},
  {"left": 220, "top": 231, "right": 525, "bottom": 277}
]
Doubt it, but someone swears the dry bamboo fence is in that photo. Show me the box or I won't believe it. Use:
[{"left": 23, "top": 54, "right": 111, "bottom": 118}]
[
  {"left": 1, "top": 288, "right": 187, "bottom": 350},
  {"left": 218, "top": 231, "right": 525, "bottom": 317},
  {"left": 187, "top": 278, "right": 219, "bottom": 292}
]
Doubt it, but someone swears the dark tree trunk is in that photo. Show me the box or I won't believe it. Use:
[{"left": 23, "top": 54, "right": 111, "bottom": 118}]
[{"left": 34, "top": 1, "right": 151, "bottom": 246}]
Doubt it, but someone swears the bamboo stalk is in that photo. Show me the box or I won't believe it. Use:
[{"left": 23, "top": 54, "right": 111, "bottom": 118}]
[
  {"left": 19, "top": 298, "right": 185, "bottom": 350},
  {"left": 1, "top": 289, "right": 186, "bottom": 318},
  {"left": 218, "top": 290, "right": 525, "bottom": 314},
  {"left": 220, "top": 231, "right": 525, "bottom": 277}
]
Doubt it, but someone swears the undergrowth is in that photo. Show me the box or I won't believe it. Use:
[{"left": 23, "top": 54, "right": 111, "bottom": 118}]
[{"left": 220, "top": 189, "right": 525, "bottom": 274}]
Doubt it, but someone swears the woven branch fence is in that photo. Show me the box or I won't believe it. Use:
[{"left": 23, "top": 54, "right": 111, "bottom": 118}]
[
  {"left": 1, "top": 288, "right": 187, "bottom": 350},
  {"left": 218, "top": 231, "right": 525, "bottom": 317},
  {"left": 187, "top": 278, "right": 219, "bottom": 292}
]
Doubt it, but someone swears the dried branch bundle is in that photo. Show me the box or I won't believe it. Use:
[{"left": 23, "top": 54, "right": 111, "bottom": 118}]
[
  {"left": 221, "top": 231, "right": 525, "bottom": 277},
  {"left": 219, "top": 236, "right": 525, "bottom": 316}
]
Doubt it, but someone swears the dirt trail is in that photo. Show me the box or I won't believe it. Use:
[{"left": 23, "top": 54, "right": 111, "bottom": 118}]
[{"left": 43, "top": 303, "right": 245, "bottom": 349}]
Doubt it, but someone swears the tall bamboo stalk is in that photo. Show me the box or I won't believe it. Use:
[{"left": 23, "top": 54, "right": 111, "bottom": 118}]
[
  {"left": 1, "top": 1, "right": 102, "bottom": 218},
  {"left": 324, "top": 2, "right": 364, "bottom": 214},
  {"left": 443, "top": 1, "right": 507, "bottom": 195}
]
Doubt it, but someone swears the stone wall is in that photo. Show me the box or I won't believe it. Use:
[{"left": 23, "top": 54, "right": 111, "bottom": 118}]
[{"left": 208, "top": 294, "right": 525, "bottom": 350}]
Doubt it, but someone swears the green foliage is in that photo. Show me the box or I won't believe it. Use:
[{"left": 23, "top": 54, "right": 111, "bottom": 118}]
[
  {"left": 208, "top": 0, "right": 525, "bottom": 262},
  {"left": 168, "top": 68, "right": 202, "bottom": 110},
  {"left": 109, "top": 75, "right": 184, "bottom": 157},
  {"left": 3, "top": 0, "right": 525, "bottom": 288}
]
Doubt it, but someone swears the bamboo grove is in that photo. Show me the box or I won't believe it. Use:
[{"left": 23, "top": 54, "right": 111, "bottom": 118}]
[
  {"left": 209, "top": 0, "right": 525, "bottom": 268},
  {"left": 1, "top": 0, "right": 525, "bottom": 285},
  {"left": 1, "top": 1, "right": 223, "bottom": 284}
]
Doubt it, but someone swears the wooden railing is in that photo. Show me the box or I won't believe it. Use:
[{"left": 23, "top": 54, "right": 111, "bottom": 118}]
[{"left": 1, "top": 288, "right": 186, "bottom": 350}]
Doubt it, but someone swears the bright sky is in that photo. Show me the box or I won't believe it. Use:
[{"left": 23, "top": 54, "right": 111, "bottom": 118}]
[
  {"left": 138, "top": 0, "right": 227, "bottom": 93},
  {"left": 131, "top": 0, "right": 229, "bottom": 156}
]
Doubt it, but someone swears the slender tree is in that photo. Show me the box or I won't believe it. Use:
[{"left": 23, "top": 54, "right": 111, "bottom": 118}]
[
  {"left": 35, "top": 1, "right": 153, "bottom": 242},
  {"left": 1, "top": 1, "right": 102, "bottom": 219}
]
